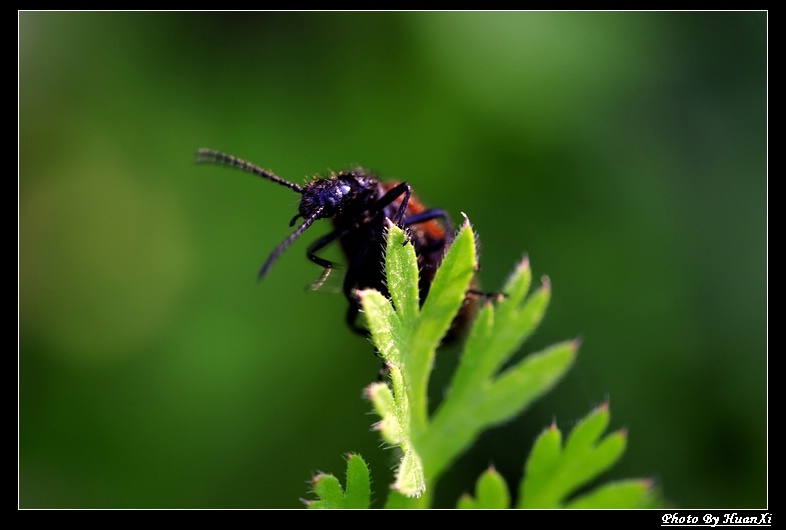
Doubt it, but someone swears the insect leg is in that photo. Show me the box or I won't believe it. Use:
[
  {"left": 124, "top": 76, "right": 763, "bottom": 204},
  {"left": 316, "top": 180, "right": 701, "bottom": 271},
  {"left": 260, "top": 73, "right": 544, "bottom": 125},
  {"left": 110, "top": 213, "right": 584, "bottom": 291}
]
[
  {"left": 305, "top": 228, "right": 347, "bottom": 290},
  {"left": 374, "top": 182, "right": 412, "bottom": 225},
  {"left": 403, "top": 208, "right": 452, "bottom": 232},
  {"left": 402, "top": 208, "right": 454, "bottom": 252}
]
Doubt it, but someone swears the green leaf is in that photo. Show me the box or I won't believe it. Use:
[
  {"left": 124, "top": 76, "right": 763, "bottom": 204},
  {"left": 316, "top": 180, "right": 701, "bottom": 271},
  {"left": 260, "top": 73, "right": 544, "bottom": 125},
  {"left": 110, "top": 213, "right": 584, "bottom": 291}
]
[
  {"left": 312, "top": 219, "right": 660, "bottom": 509},
  {"left": 418, "top": 265, "right": 576, "bottom": 481},
  {"left": 564, "top": 401, "right": 611, "bottom": 453},
  {"left": 477, "top": 340, "right": 578, "bottom": 425},
  {"left": 517, "top": 403, "right": 629, "bottom": 508},
  {"left": 364, "top": 221, "right": 579, "bottom": 507},
  {"left": 307, "top": 453, "right": 371, "bottom": 509},
  {"left": 525, "top": 422, "right": 562, "bottom": 484},
  {"left": 358, "top": 289, "right": 399, "bottom": 366},
  {"left": 457, "top": 467, "right": 511, "bottom": 509},
  {"left": 414, "top": 217, "right": 477, "bottom": 354},
  {"left": 360, "top": 223, "right": 441, "bottom": 499},
  {"left": 384, "top": 219, "right": 420, "bottom": 330},
  {"left": 393, "top": 447, "right": 426, "bottom": 498},
  {"left": 566, "top": 479, "right": 657, "bottom": 509},
  {"left": 407, "top": 218, "right": 477, "bottom": 429},
  {"left": 309, "top": 473, "right": 343, "bottom": 506},
  {"left": 366, "top": 382, "right": 402, "bottom": 445}
]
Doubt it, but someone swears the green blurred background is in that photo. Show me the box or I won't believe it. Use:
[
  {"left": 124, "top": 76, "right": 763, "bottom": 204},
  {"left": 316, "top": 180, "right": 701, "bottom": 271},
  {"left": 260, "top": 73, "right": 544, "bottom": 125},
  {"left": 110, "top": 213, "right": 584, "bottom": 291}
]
[{"left": 19, "top": 11, "right": 766, "bottom": 508}]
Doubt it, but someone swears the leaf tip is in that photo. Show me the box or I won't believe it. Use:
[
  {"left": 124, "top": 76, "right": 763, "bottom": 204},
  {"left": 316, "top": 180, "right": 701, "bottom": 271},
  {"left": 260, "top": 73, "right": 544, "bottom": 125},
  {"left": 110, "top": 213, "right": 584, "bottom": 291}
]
[
  {"left": 363, "top": 381, "right": 384, "bottom": 399},
  {"left": 518, "top": 255, "right": 530, "bottom": 272},
  {"left": 540, "top": 274, "right": 551, "bottom": 292},
  {"left": 310, "top": 472, "right": 328, "bottom": 486},
  {"left": 355, "top": 288, "right": 371, "bottom": 300},
  {"left": 390, "top": 482, "right": 424, "bottom": 498}
]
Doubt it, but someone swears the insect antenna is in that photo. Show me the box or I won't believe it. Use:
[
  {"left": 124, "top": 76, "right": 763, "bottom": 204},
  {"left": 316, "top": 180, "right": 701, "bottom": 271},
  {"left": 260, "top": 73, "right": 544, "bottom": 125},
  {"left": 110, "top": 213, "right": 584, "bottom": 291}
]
[
  {"left": 197, "top": 148, "right": 322, "bottom": 278},
  {"left": 195, "top": 148, "right": 304, "bottom": 193},
  {"left": 258, "top": 211, "right": 321, "bottom": 280}
]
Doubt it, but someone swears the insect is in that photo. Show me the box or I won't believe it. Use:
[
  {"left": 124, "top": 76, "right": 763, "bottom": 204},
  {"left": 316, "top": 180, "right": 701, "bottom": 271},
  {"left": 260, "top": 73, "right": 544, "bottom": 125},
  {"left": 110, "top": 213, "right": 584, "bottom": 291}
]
[{"left": 196, "top": 148, "right": 478, "bottom": 341}]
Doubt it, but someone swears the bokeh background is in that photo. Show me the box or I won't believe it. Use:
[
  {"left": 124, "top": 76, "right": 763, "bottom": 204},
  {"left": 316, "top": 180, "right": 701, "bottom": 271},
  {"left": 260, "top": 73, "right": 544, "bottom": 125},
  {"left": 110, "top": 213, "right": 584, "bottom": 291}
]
[{"left": 19, "top": 11, "right": 767, "bottom": 509}]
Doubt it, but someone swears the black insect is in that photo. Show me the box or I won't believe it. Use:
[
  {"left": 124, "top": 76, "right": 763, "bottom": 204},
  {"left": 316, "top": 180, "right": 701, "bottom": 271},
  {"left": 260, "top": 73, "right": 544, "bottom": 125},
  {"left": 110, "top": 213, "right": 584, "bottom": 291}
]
[{"left": 196, "top": 148, "right": 477, "bottom": 341}]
